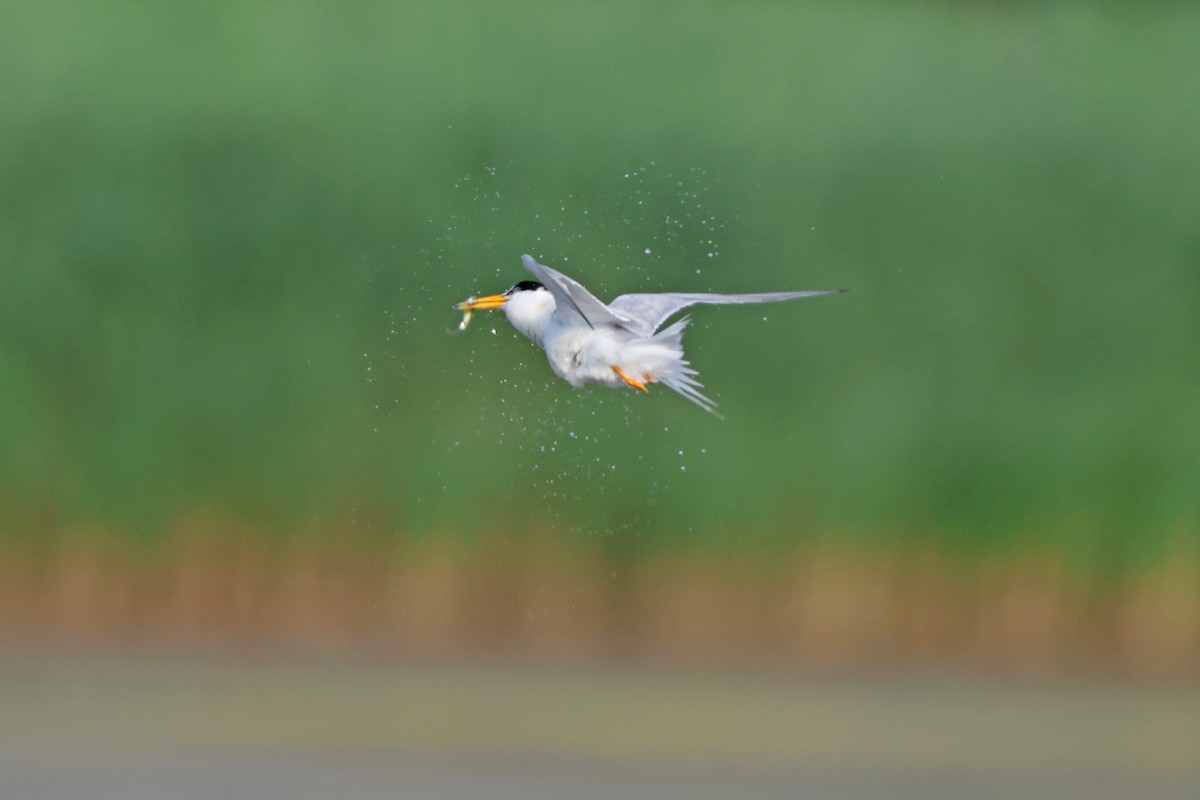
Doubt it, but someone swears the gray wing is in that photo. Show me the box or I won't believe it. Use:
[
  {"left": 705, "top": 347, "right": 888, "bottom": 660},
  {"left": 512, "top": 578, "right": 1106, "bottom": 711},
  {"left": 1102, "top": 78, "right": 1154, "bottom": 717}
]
[
  {"left": 521, "top": 254, "right": 633, "bottom": 330},
  {"left": 607, "top": 290, "right": 845, "bottom": 336}
]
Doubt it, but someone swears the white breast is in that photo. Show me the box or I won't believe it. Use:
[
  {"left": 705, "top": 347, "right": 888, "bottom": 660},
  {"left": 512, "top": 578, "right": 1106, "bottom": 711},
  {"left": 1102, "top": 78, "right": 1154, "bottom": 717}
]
[{"left": 543, "top": 325, "right": 629, "bottom": 388}]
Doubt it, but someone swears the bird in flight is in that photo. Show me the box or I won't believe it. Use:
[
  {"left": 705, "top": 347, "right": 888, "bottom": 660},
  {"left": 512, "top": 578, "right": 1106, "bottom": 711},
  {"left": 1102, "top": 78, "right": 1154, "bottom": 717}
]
[{"left": 457, "top": 255, "right": 843, "bottom": 417}]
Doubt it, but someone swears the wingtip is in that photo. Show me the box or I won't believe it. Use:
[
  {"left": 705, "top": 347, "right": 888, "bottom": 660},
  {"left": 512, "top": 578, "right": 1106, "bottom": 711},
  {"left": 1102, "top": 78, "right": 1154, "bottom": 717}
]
[{"left": 520, "top": 254, "right": 543, "bottom": 280}]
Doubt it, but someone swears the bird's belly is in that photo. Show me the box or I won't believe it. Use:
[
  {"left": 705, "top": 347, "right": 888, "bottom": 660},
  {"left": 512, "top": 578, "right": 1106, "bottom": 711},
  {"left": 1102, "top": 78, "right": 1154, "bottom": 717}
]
[{"left": 544, "top": 327, "right": 627, "bottom": 388}]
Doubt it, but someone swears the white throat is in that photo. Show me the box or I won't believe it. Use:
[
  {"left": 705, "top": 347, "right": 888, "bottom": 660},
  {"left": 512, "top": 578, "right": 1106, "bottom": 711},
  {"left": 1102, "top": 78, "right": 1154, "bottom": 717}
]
[{"left": 502, "top": 290, "right": 556, "bottom": 346}]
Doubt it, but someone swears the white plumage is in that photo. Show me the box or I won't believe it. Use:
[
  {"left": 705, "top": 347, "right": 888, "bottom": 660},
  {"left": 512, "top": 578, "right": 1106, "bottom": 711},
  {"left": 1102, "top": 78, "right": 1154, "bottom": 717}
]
[{"left": 457, "top": 254, "right": 843, "bottom": 417}]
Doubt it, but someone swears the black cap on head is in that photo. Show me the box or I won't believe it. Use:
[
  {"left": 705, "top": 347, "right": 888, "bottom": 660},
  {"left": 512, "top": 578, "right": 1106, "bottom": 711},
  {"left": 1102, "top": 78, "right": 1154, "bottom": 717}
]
[{"left": 506, "top": 280, "right": 544, "bottom": 294}]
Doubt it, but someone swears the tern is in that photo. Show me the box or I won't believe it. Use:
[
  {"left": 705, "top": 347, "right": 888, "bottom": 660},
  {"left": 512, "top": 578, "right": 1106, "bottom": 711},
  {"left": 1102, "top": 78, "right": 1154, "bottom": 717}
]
[{"left": 457, "top": 254, "right": 843, "bottom": 416}]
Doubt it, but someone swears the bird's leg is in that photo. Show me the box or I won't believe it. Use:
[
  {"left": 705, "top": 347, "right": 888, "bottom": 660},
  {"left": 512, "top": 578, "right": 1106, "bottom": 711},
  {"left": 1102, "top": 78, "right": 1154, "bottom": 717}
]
[{"left": 612, "top": 365, "right": 649, "bottom": 393}]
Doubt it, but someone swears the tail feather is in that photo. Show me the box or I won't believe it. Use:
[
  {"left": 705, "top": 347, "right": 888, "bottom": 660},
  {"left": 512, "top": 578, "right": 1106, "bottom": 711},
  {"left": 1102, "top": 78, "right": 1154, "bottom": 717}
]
[{"left": 651, "top": 317, "right": 723, "bottom": 419}]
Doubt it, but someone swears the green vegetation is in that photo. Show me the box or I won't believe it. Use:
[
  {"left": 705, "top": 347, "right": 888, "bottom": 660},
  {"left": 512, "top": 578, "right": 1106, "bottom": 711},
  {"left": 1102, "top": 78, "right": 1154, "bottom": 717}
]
[{"left": 3, "top": 1, "right": 1198, "bottom": 575}]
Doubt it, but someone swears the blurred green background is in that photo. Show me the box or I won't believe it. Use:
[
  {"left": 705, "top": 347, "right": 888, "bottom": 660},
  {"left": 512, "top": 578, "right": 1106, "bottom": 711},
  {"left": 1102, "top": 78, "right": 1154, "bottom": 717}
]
[{"left": 2, "top": 1, "right": 1199, "bottom": 668}]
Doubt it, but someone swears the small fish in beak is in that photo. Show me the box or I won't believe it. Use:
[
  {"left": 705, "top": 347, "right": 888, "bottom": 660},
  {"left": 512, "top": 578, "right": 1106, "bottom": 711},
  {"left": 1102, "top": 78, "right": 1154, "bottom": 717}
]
[{"left": 455, "top": 293, "right": 509, "bottom": 330}]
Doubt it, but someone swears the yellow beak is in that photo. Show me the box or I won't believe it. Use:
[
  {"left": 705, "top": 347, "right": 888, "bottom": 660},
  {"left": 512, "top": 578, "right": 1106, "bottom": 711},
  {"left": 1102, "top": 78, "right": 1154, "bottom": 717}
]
[{"left": 456, "top": 293, "right": 509, "bottom": 312}]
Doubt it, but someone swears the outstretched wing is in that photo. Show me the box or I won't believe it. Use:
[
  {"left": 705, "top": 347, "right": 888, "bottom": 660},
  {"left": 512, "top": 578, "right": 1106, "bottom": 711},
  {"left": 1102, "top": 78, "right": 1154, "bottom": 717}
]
[
  {"left": 607, "top": 290, "right": 845, "bottom": 336},
  {"left": 521, "top": 254, "right": 633, "bottom": 330}
]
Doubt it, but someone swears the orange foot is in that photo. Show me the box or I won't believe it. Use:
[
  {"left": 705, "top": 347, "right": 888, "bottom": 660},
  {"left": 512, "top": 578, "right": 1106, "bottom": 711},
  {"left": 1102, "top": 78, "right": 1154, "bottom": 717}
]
[{"left": 612, "top": 365, "right": 649, "bottom": 393}]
